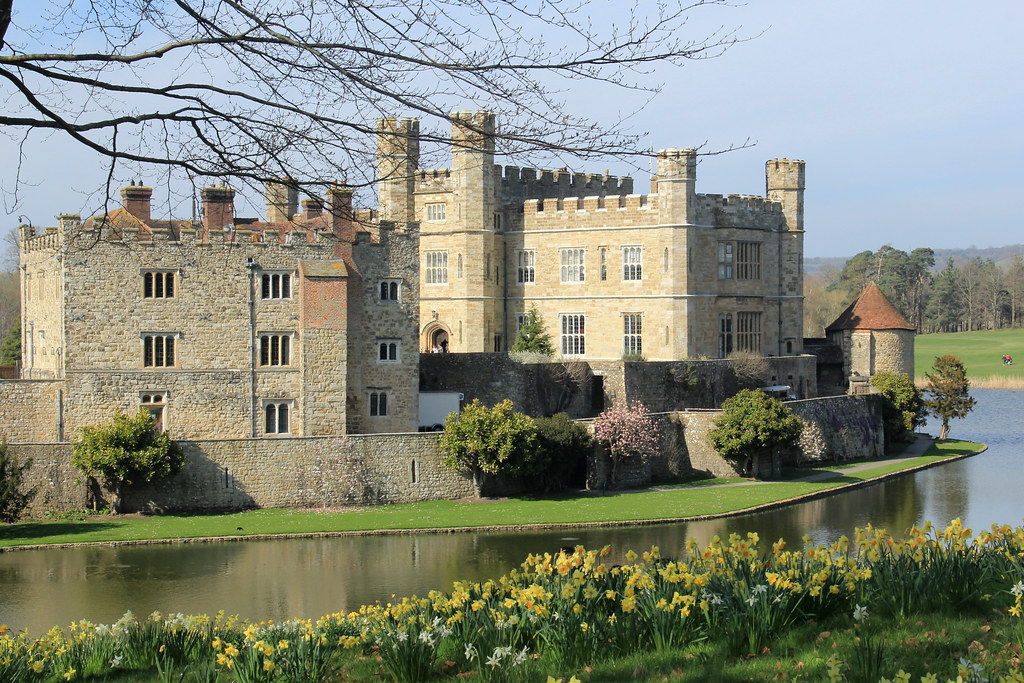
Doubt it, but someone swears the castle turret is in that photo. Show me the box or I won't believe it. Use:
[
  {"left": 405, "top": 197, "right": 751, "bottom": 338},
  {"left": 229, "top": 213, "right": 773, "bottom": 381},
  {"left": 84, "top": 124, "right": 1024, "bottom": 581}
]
[
  {"left": 656, "top": 148, "right": 697, "bottom": 225},
  {"left": 201, "top": 186, "right": 235, "bottom": 241},
  {"left": 766, "top": 159, "right": 805, "bottom": 231},
  {"left": 377, "top": 117, "right": 420, "bottom": 224},
  {"left": 265, "top": 179, "right": 298, "bottom": 223},
  {"left": 451, "top": 111, "right": 496, "bottom": 231}
]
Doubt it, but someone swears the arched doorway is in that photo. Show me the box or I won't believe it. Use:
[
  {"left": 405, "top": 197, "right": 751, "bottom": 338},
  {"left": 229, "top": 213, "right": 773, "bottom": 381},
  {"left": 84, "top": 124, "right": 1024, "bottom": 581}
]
[{"left": 422, "top": 323, "right": 451, "bottom": 353}]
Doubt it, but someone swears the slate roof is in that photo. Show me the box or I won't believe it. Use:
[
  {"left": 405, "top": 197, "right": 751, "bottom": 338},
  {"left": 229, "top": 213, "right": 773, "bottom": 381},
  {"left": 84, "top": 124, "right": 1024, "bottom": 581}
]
[{"left": 825, "top": 281, "right": 915, "bottom": 332}]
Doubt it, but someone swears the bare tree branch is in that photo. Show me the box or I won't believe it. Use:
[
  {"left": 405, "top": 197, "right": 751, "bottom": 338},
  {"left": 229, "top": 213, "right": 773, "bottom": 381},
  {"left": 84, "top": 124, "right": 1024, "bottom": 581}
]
[{"left": 2, "top": 0, "right": 748, "bottom": 208}]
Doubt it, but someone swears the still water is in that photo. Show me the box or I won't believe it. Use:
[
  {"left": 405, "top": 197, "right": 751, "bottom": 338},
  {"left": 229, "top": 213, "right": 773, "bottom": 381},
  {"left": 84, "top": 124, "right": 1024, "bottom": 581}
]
[{"left": 1, "top": 389, "right": 1021, "bottom": 635}]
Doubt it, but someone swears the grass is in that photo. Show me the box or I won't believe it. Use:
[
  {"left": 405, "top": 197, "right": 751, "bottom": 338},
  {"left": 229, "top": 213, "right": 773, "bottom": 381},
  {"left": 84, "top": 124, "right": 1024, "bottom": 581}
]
[
  {"left": 0, "top": 440, "right": 983, "bottom": 549},
  {"left": 916, "top": 328, "right": 1024, "bottom": 387}
]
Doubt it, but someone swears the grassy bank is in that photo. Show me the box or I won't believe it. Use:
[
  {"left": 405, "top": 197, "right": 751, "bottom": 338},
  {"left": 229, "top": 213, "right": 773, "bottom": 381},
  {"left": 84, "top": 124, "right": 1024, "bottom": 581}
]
[
  {"left": 916, "top": 328, "right": 1024, "bottom": 388},
  {"left": 0, "top": 440, "right": 981, "bottom": 550},
  {"left": 4, "top": 519, "right": 1024, "bottom": 682}
]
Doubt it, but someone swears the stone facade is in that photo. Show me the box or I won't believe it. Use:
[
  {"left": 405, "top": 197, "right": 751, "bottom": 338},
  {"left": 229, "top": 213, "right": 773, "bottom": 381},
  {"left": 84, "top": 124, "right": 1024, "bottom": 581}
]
[
  {"left": 378, "top": 112, "right": 805, "bottom": 361},
  {"left": 11, "top": 181, "right": 420, "bottom": 442}
]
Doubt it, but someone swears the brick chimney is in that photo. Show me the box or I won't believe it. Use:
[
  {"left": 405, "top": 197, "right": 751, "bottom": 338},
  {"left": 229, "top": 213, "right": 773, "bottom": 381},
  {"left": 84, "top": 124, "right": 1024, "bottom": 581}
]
[
  {"left": 201, "top": 185, "right": 236, "bottom": 241},
  {"left": 302, "top": 197, "right": 324, "bottom": 221},
  {"left": 328, "top": 185, "right": 355, "bottom": 241},
  {"left": 121, "top": 183, "right": 152, "bottom": 222}
]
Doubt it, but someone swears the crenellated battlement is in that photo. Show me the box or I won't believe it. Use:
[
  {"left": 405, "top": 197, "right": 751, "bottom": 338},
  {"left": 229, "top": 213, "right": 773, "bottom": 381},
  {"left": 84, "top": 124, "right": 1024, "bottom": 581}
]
[
  {"left": 695, "top": 193, "right": 786, "bottom": 229},
  {"left": 19, "top": 227, "right": 62, "bottom": 253},
  {"left": 521, "top": 193, "right": 656, "bottom": 230}
]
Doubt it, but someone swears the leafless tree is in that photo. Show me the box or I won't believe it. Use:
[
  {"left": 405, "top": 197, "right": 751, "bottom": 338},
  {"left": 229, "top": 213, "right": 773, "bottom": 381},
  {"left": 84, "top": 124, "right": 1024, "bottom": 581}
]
[{"left": 1, "top": 0, "right": 743, "bottom": 212}]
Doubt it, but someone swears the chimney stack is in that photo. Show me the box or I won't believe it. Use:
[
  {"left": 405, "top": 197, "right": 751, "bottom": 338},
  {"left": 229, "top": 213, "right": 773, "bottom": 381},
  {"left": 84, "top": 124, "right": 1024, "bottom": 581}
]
[
  {"left": 265, "top": 179, "right": 298, "bottom": 223},
  {"left": 201, "top": 185, "right": 236, "bottom": 241},
  {"left": 328, "top": 184, "right": 355, "bottom": 241},
  {"left": 302, "top": 197, "right": 324, "bottom": 221},
  {"left": 121, "top": 184, "right": 153, "bottom": 222}
]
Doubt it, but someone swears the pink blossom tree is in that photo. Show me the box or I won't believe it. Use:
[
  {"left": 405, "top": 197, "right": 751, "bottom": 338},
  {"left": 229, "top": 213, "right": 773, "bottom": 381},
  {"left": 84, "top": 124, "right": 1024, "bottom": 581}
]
[{"left": 593, "top": 401, "right": 660, "bottom": 488}]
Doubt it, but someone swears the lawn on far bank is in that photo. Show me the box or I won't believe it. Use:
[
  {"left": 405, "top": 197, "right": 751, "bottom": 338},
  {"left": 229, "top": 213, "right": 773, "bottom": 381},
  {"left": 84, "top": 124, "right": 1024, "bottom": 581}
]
[
  {"left": 0, "top": 440, "right": 982, "bottom": 550},
  {"left": 915, "top": 328, "right": 1024, "bottom": 387}
]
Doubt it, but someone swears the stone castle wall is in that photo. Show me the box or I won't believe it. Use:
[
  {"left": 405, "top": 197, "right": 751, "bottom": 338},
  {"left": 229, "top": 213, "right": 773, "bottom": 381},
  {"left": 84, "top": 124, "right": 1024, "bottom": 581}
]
[
  {"left": 0, "top": 380, "right": 64, "bottom": 442},
  {"left": 13, "top": 432, "right": 475, "bottom": 515}
]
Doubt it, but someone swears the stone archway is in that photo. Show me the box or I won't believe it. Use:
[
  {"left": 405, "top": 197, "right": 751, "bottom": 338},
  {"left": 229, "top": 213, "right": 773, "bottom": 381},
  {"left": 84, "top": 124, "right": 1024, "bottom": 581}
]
[{"left": 422, "top": 322, "right": 451, "bottom": 353}]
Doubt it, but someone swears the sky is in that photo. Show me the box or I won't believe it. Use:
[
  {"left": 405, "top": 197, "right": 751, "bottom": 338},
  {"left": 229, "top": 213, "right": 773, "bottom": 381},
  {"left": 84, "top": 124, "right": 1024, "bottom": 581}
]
[{"left": 2, "top": 0, "right": 1022, "bottom": 258}]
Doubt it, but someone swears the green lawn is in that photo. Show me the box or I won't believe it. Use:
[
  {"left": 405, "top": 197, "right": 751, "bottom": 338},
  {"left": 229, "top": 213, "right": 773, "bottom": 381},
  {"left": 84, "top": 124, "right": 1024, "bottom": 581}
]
[
  {"left": 916, "top": 328, "right": 1024, "bottom": 382},
  {"left": 0, "top": 440, "right": 982, "bottom": 549}
]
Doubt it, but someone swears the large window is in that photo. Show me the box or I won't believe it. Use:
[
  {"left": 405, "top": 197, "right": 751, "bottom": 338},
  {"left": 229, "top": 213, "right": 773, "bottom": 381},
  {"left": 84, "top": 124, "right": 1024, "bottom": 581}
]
[
  {"left": 622, "top": 246, "right": 642, "bottom": 281},
  {"left": 718, "top": 241, "right": 761, "bottom": 280},
  {"left": 426, "top": 203, "right": 446, "bottom": 222},
  {"left": 143, "top": 334, "right": 176, "bottom": 367},
  {"left": 143, "top": 271, "right": 175, "bottom": 299},
  {"left": 560, "top": 314, "right": 585, "bottom": 356},
  {"left": 560, "top": 248, "right": 585, "bottom": 283},
  {"left": 261, "top": 272, "right": 292, "bottom": 299},
  {"left": 623, "top": 313, "right": 642, "bottom": 355},
  {"left": 264, "top": 401, "right": 291, "bottom": 434},
  {"left": 736, "top": 312, "right": 762, "bottom": 352},
  {"left": 259, "top": 334, "right": 291, "bottom": 366},
  {"left": 425, "top": 250, "right": 448, "bottom": 284},
  {"left": 516, "top": 250, "right": 535, "bottom": 284}
]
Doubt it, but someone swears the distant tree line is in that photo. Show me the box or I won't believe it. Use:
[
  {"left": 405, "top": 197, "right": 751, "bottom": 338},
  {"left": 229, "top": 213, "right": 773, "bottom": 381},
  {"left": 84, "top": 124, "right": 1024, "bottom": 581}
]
[{"left": 805, "top": 245, "right": 1024, "bottom": 336}]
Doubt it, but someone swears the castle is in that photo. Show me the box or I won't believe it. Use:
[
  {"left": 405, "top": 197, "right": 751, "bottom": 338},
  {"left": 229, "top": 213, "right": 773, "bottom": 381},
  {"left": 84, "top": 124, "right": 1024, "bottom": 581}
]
[
  {"left": 379, "top": 112, "right": 806, "bottom": 361},
  {"left": 15, "top": 182, "right": 420, "bottom": 442}
]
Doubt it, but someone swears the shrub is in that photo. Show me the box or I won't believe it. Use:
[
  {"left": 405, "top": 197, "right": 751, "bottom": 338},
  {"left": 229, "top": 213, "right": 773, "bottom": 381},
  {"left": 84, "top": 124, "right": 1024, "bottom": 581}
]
[
  {"left": 593, "top": 401, "right": 660, "bottom": 487},
  {"left": 533, "top": 413, "right": 593, "bottom": 491},
  {"left": 439, "top": 399, "right": 540, "bottom": 496},
  {"left": 71, "top": 409, "right": 186, "bottom": 512},
  {"left": 0, "top": 439, "right": 37, "bottom": 522},
  {"left": 709, "top": 389, "right": 802, "bottom": 478},
  {"left": 870, "top": 371, "right": 925, "bottom": 444}
]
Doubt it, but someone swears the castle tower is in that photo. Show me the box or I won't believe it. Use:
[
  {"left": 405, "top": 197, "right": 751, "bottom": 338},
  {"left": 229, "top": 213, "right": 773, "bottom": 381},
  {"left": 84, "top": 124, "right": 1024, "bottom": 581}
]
[
  {"left": 377, "top": 117, "right": 420, "bottom": 224},
  {"left": 765, "top": 159, "right": 805, "bottom": 232},
  {"left": 265, "top": 179, "right": 298, "bottom": 223},
  {"left": 767, "top": 159, "right": 806, "bottom": 356},
  {"left": 451, "top": 111, "right": 496, "bottom": 231},
  {"left": 656, "top": 148, "right": 697, "bottom": 225}
]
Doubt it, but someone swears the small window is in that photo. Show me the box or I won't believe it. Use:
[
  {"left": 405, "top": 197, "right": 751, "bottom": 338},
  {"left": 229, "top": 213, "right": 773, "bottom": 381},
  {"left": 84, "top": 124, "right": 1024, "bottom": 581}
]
[
  {"left": 485, "top": 254, "right": 491, "bottom": 281},
  {"left": 261, "top": 272, "right": 292, "bottom": 299},
  {"left": 426, "top": 203, "right": 446, "bottom": 222},
  {"left": 516, "top": 250, "right": 535, "bottom": 284},
  {"left": 141, "top": 392, "right": 167, "bottom": 431},
  {"left": 369, "top": 391, "right": 389, "bottom": 417},
  {"left": 143, "top": 334, "right": 176, "bottom": 367},
  {"left": 379, "top": 279, "right": 401, "bottom": 301},
  {"left": 622, "top": 246, "right": 642, "bottom": 281},
  {"left": 623, "top": 313, "right": 642, "bottom": 355},
  {"left": 143, "top": 271, "right": 175, "bottom": 299},
  {"left": 264, "top": 401, "right": 292, "bottom": 434},
  {"left": 378, "top": 340, "right": 399, "bottom": 363},
  {"left": 493, "top": 213, "right": 501, "bottom": 230},
  {"left": 259, "top": 334, "right": 291, "bottom": 366},
  {"left": 600, "top": 248, "right": 607, "bottom": 281}
]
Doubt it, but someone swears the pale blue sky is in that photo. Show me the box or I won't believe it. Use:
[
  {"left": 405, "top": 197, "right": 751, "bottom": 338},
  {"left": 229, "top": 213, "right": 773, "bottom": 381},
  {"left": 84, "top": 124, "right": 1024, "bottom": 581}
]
[{"left": 3, "top": 0, "right": 1021, "bottom": 258}]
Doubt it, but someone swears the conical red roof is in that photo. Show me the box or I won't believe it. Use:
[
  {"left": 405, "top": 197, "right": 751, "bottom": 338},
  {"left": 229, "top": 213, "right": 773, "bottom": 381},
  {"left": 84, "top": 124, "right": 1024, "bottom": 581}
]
[{"left": 825, "top": 281, "right": 915, "bottom": 332}]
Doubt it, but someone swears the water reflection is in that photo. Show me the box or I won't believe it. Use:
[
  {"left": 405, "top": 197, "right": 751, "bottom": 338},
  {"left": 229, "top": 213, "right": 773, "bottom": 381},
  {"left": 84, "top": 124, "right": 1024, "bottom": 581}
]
[{"left": 1, "top": 390, "right": 1021, "bottom": 636}]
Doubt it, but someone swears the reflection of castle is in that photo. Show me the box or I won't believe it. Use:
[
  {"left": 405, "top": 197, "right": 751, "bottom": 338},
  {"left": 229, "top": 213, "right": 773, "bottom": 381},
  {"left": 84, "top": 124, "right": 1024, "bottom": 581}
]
[{"left": 378, "top": 112, "right": 806, "bottom": 361}]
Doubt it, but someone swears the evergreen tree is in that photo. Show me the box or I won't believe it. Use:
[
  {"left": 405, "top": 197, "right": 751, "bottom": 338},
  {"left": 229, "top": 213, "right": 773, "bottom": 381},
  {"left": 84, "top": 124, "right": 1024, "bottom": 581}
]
[
  {"left": 924, "top": 355, "right": 976, "bottom": 440},
  {"left": 511, "top": 307, "right": 554, "bottom": 356},
  {"left": 925, "top": 259, "right": 963, "bottom": 333},
  {"left": 0, "top": 316, "right": 20, "bottom": 366}
]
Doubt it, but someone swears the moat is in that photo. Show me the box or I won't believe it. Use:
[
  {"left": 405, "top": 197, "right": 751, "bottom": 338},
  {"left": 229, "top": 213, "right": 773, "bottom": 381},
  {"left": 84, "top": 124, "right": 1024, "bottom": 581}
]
[{"left": 1, "top": 389, "right": 1019, "bottom": 636}]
